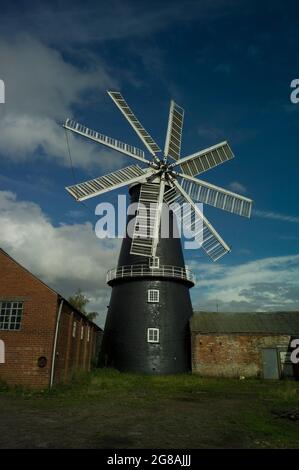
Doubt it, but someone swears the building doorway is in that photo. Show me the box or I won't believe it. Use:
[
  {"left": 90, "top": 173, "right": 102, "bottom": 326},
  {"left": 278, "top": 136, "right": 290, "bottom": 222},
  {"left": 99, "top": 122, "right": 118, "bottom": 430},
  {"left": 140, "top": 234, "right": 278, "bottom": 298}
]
[{"left": 262, "top": 348, "right": 280, "bottom": 379}]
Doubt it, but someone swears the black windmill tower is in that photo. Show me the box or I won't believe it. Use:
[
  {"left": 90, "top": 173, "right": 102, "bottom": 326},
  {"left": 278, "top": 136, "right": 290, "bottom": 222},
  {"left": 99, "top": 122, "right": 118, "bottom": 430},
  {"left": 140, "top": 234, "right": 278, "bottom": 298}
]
[{"left": 63, "top": 91, "right": 252, "bottom": 374}]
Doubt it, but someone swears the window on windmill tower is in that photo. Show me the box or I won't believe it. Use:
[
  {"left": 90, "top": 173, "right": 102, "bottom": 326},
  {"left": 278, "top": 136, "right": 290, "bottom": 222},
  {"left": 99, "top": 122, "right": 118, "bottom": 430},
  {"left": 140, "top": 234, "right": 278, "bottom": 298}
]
[
  {"left": 147, "top": 328, "right": 159, "bottom": 343},
  {"left": 149, "top": 257, "right": 160, "bottom": 269},
  {"left": 148, "top": 289, "right": 159, "bottom": 303},
  {"left": 72, "top": 321, "right": 77, "bottom": 338}
]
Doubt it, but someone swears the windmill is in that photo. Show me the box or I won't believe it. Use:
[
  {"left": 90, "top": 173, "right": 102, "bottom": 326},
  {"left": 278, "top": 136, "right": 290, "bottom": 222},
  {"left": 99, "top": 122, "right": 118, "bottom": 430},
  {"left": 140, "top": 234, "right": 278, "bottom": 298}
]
[{"left": 63, "top": 91, "right": 252, "bottom": 374}]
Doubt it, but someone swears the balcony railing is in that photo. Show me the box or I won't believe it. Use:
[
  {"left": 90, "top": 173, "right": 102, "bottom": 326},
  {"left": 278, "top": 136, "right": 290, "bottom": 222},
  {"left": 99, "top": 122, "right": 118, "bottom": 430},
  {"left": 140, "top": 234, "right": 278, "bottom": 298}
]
[{"left": 106, "top": 264, "right": 195, "bottom": 285}]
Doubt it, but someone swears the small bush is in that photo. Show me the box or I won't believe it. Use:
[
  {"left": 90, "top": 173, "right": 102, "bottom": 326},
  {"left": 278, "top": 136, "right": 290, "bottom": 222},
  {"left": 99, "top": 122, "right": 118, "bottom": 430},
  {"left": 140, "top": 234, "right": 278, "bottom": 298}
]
[
  {"left": 272, "top": 382, "right": 299, "bottom": 402},
  {"left": 0, "top": 379, "right": 9, "bottom": 392}
]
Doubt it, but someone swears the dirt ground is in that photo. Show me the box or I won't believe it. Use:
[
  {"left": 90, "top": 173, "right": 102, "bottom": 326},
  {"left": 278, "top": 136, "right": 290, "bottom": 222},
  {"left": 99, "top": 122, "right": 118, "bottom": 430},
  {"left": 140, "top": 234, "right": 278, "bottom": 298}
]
[{"left": 1, "top": 370, "right": 299, "bottom": 449}]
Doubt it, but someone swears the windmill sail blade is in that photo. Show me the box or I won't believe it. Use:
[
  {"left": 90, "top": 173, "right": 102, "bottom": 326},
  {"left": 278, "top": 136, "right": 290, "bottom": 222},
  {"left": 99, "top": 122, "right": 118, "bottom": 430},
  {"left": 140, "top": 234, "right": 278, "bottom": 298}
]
[
  {"left": 180, "top": 174, "right": 252, "bottom": 218},
  {"left": 151, "top": 178, "right": 165, "bottom": 257},
  {"left": 66, "top": 165, "right": 150, "bottom": 202},
  {"left": 164, "top": 100, "right": 184, "bottom": 161},
  {"left": 108, "top": 91, "right": 161, "bottom": 157},
  {"left": 171, "top": 141, "right": 234, "bottom": 177},
  {"left": 130, "top": 181, "right": 165, "bottom": 257},
  {"left": 164, "top": 180, "right": 230, "bottom": 261},
  {"left": 63, "top": 118, "right": 149, "bottom": 165}
]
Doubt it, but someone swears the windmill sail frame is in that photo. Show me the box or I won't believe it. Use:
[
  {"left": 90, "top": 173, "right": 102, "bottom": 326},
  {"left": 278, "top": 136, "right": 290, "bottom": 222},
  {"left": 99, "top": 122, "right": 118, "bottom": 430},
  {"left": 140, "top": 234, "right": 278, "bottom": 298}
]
[{"left": 64, "top": 90, "right": 252, "bottom": 261}]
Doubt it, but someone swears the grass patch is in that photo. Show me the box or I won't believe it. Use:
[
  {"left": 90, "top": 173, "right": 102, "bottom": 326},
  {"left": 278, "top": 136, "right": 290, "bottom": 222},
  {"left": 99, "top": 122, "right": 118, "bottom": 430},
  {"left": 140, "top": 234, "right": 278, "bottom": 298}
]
[{"left": 1, "top": 369, "right": 299, "bottom": 448}]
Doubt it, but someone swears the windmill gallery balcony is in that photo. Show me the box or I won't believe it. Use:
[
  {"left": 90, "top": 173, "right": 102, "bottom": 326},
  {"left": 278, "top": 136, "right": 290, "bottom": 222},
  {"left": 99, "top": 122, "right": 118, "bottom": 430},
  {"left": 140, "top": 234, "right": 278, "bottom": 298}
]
[{"left": 106, "top": 264, "right": 195, "bottom": 286}]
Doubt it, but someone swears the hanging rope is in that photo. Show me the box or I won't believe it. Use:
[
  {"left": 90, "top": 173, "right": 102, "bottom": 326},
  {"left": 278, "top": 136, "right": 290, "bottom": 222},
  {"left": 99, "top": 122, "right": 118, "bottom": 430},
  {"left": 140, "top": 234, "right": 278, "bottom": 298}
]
[{"left": 64, "top": 129, "right": 94, "bottom": 216}]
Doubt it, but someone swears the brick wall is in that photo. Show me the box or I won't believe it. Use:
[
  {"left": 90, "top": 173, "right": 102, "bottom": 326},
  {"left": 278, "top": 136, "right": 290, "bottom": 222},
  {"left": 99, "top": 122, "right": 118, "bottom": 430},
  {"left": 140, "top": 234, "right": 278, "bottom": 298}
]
[
  {"left": 192, "top": 332, "right": 291, "bottom": 377},
  {"left": 53, "top": 302, "right": 99, "bottom": 384},
  {"left": 0, "top": 250, "right": 58, "bottom": 388},
  {"left": 0, "top": 250, "right": 101, "bottom": 389}
]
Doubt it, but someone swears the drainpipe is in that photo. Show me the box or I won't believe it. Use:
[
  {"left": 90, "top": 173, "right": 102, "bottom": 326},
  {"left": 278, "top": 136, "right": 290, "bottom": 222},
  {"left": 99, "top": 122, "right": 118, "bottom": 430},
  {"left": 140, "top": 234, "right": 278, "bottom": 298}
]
[{"left": 50, "top": 298, "right": 64, "bottom": 389}]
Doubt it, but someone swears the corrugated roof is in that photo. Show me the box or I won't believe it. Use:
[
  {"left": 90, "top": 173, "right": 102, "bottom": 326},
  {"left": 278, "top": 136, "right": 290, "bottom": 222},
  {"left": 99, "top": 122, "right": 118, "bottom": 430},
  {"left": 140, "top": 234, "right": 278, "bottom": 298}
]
[{"left": 191, "top": 312, "right": 299, "bottom": 335}]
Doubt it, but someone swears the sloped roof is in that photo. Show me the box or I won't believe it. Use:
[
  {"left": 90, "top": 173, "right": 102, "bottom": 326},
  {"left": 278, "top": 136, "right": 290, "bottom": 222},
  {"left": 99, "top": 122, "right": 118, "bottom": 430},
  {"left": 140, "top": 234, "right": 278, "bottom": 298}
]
[{"left": 191, "top": 312, "right": 299, "bottom": 335}]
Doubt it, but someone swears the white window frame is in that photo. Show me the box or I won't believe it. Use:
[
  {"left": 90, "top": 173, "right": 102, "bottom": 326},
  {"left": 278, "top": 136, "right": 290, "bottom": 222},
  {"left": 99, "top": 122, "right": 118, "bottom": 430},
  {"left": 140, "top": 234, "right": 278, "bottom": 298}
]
[
  {"left": 149, "top": 257, "right": 160, "bottom": 269},
  {"left": 81, "top": 325, "right": 84, "bottom": 340},
  {"left": 147, "top": 289, "right": 159, "bottom": 303},
  {"left": 0, "top": 301, "right": 24, "bottom": 331},
  {"left": 147, "top": 328, "right": 159, "bottom": 343},
  {"left": 87, "top": 327, "right": 90, "bottom": 342},
  {"left": 72, "top": 321, "right": 77, "bottom": 338}
]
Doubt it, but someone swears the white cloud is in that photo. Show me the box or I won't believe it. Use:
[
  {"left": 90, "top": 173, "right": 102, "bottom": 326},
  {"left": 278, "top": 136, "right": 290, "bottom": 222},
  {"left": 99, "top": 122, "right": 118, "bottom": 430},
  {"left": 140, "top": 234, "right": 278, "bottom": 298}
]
[
  {"left": 0, "top": 114, "right": 122, "bottom": 170},
  {"left": 190, "top": 254, "right": 299, "bottom": 312},
  {"left": 253, "top": 209, "right": 299, "bottom": 224},
  {"left": 0, "top": 190, "right": 121, "bottom": 327},
  {"left": 228, "top": 181, "right": 247, "bottom": 193},
  {"left": 0, "top": 35, "right": 122, "bottom": 170},
  {"left": 0, "top": 35, "right": 112, "bottom": 118}
]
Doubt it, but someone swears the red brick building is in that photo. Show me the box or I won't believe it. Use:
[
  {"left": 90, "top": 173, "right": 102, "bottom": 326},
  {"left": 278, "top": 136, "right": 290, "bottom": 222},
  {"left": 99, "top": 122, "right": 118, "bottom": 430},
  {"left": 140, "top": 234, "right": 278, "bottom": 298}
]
[
  {"left": 0, "top": 248, "right": 102, "bottom": 389},
  {"left": 191, "top": 312, "right": 299, "bottom": 379}
]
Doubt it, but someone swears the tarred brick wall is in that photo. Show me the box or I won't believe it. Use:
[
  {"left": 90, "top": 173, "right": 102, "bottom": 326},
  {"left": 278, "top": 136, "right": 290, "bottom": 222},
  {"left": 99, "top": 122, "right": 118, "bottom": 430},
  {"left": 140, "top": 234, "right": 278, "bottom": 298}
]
[
  {"left": 192, "top": 333, "right": 291, "bottom": 377},
  {"left": 0, "top": 250, "right": 58, "bottom": 388}
]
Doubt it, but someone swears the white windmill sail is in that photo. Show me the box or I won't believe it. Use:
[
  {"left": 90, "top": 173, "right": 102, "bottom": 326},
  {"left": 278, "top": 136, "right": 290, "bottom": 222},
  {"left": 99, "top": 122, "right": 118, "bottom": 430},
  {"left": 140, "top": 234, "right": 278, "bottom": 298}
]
[
  {"left": 63, "top": 119, "right": 149, "bottom": 164},
  {"left": 171, "top": 141, "right": 234, "bottom": 177},
  {"left": 130, "top": 180, "right": 165, "bottom": 258},
  {"left": 108, "top": 91, "right": 161, "bottom": 156},
  {"left": 66, "top": 165, "right": 151, "bottom": 201},
  {"left": 180, "top": 174, "right": 252, "bottom": 218},
  {"left": 164, "top": 100, "right": 184, "bottom": 161},
  {"left": 164, "top": 181, "right": 230, "bottom": 261},
  {"left": 63, "top": 90, "right": 252, "bottom": 263}
]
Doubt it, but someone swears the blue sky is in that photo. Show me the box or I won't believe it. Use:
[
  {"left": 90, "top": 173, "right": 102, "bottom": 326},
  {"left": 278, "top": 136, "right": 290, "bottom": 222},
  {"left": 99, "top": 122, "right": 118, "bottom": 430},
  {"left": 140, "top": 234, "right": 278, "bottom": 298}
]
[{"left": 0, "top": 0, "right": 299, "bottom": 325}]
